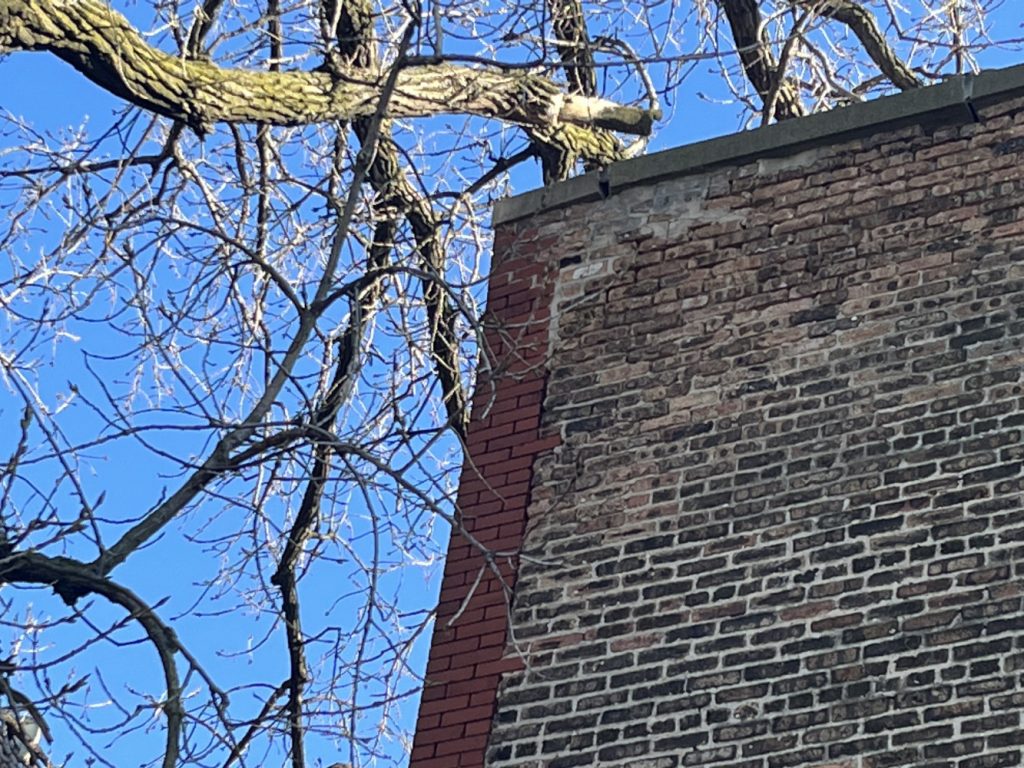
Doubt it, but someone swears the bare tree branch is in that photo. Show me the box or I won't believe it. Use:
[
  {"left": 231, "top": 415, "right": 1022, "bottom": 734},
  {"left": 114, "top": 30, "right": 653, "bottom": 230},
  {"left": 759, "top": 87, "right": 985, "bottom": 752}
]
[
  {"left": 0, "top": 0, "right": 655, "bottom": 135},
  {"left": 794, "top": 0, "right": 922, "bottom": 90},
  {"left": 718, "top": 0, "right": 806, "bottom": 119},
  {"left": 0, "top": 552, "right": 183, "bottom": 768}
]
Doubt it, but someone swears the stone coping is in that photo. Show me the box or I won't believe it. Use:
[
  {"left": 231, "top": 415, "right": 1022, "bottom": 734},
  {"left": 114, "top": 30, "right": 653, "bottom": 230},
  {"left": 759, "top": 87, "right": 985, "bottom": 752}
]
[{"left": 493, "top": 62, "right": 1024, "bottom": 226}]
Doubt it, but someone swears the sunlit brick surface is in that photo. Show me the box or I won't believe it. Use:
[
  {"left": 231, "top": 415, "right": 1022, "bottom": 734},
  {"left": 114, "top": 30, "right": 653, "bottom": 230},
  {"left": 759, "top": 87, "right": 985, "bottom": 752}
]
[{"left": 416, "top": 93, "right": 1024, "bottom": 768}]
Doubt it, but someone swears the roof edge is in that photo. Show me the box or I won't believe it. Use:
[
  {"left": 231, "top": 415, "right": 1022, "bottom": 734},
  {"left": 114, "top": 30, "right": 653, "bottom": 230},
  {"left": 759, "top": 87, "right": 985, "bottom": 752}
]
[{"left": 493, "top": 63, "right": 1024, "bottom": 227}]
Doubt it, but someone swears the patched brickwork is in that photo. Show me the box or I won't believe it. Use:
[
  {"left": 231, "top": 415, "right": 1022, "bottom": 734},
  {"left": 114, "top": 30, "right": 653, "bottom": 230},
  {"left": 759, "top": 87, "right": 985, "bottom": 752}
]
[
  {"left": 410, "top": 233, "right": 561, "bottom": 768},
  {"left": 480, "top": 96, "right": 1024, "bottom": 766}
]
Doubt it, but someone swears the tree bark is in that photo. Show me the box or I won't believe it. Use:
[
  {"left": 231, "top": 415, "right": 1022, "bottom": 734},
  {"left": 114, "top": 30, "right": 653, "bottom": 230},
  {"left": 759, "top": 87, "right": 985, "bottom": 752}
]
[
  {"left": 718, "top": 0, "right": 805, "bottom": 120},
  {"left": 0, "top": 0, "right": 654, "bottom": 135}
]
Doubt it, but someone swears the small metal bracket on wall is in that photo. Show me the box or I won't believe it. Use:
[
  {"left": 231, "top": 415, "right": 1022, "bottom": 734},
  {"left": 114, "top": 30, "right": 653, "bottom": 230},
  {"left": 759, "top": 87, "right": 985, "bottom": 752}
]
[{"left": 962, "top": 73, "right": 980, "bottom": 123}]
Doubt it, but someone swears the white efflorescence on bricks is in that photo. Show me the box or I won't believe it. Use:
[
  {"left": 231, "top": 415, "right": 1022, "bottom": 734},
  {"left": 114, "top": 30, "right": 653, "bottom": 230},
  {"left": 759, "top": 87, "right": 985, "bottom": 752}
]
[
  {"left": 484, "top": 97, "right": 1024, "bottom": 767},
  {"left": 412, "top": 74, "right": 1024, "bottom": 768}
]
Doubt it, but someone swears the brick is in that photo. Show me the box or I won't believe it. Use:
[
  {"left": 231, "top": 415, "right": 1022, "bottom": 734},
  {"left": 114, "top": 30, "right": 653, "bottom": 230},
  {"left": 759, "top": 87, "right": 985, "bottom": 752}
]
[{"left": 413, "top": 91, "right": 1024, "bottom": 768}]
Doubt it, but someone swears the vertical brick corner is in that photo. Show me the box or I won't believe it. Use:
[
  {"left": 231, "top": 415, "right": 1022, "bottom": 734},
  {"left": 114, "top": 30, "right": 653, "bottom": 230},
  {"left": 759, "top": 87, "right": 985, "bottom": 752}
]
[
  {"left": 413, "top": 68, "right": 1024, "bottom": 768},
  {"left": 409, "top": 225, "right": 559, "bottom": 768}
]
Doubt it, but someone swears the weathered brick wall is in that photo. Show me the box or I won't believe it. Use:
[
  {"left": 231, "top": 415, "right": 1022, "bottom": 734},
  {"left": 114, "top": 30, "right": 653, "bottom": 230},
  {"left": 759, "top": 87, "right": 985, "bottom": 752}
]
[{"left": 480, "top": 94, "right": 1024, "bottom": 767}]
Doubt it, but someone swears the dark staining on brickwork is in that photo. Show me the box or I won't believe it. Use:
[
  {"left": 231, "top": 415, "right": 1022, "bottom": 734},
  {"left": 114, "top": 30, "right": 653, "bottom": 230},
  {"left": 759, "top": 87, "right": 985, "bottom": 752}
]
[{"left": 479, "top": 96, "right": 1024, "bottom": 767}]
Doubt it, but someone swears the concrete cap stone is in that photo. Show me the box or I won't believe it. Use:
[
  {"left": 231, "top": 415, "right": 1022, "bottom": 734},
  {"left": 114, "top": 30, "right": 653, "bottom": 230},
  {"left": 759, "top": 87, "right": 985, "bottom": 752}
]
[{"left": 493, "top": 63, "right": 1024, "bottom": 226}]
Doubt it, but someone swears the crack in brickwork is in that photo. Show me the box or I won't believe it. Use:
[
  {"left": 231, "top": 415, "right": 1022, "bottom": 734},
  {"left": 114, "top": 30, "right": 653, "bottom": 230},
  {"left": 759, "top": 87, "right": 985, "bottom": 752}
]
[{"left": 479, "top": 97, "right": 1024, "bottom": 768}]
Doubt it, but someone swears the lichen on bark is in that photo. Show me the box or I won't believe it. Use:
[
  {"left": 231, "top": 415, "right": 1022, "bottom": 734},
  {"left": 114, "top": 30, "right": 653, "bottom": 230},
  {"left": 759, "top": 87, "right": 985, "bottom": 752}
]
[{"left": 0, "top": 0, "right": 655, "bottom": 135}]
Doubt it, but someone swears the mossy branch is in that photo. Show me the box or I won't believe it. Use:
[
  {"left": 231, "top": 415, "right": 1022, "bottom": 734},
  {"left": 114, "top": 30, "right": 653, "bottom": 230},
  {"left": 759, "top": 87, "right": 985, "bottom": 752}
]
[{"left": 0, "top": 0, "right": 654, "bottom": 135}]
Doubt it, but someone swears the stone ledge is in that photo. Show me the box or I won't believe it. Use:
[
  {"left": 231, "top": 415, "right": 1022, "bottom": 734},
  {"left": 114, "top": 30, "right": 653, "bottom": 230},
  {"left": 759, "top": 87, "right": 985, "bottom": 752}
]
[{"left": 493, "top": 62, "right": 1024, "bottom": 226}]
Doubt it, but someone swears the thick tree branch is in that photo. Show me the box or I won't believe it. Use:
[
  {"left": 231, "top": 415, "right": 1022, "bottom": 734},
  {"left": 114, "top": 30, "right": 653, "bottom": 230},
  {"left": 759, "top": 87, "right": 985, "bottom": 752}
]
[
  {"left": 330, "top": 0, "right": 471, "bottom": 435},
  {"left": 270, "top": 226, "right": 393, "bottom": 768},
  {"left": 718, "top": 0, "right": 806, "bottom": 120},
  {"left": 794, "top": 0, "right": 921, "bottom": 90},
  {"left": 530, "top": 124, "right": 623, "bottom": 182},
  {"left": 356, "top": 135, "right": 471, "bottom": 433},
  {"left": 549, "top": 0, "right": 597, "bottom": 97},
  {"left": 534, "top": 0, "right": 612, "bottom": 182},
  {"left": 0, "top": 0, "right": 654, "bottom": 135},
  {"left": 0, "top": 552, "right": 183, "bottom": 768}
]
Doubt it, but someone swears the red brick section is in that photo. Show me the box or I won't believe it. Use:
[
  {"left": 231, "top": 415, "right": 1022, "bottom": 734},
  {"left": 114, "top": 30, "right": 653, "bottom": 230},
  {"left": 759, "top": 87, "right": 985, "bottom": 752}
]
[{"left": 409, "top": 225, "right": 560, "bottom": 768}]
